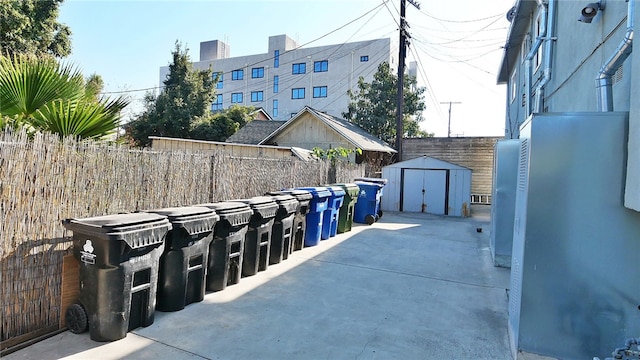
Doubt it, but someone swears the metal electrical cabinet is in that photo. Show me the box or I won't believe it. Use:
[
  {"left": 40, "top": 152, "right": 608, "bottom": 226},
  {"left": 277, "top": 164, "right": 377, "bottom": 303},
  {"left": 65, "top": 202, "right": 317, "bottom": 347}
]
[
  {"left": 490, "top": 139, "right": 520, "bottom": 268},
  {"left": 509, "top": 112, "right": 640, "bottom": 360}
]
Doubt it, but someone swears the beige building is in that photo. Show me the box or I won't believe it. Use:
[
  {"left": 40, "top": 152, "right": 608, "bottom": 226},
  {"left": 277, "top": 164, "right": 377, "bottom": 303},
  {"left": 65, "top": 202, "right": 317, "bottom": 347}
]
[{"left": 160, "top": 34, "right": 397, "bottom": 122}]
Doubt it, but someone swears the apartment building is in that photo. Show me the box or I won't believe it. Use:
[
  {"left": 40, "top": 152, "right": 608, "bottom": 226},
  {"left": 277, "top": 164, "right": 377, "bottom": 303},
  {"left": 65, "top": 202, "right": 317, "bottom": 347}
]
[{"left": 159, "top": 34, "right": 396, "bottom": 121}]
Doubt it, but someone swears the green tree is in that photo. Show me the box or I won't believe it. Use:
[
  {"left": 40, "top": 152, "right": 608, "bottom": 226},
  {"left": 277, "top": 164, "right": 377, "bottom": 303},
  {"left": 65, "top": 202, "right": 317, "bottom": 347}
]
[
  {"left": 342, "top": 62, "right": 427, "bottom": 145},
  {"left": 125, "top": 42, "right": 217, "bottom": 147},
  {"left": 0, "top": 55, "right": 128, "bottom": 139},
  {"left": 405, "top": 117, "right": 434, "bottom": 138},
  {"left": 84, "top": 73, "right": 104, "bottom": 101},
  {"left": 0, "top": 0, "right": 72, "bottom": 58},
  {"left": 311, "top": 146, "right": 362, "bottom": 165},
  {"left": 191, "top": 105, "right": 254, "bottom": 142}
]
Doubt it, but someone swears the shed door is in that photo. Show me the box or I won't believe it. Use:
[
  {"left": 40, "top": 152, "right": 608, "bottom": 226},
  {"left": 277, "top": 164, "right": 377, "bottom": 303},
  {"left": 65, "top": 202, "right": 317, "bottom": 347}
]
[{"left": 402, "top": 169, "right": 447, "bottom": 215}]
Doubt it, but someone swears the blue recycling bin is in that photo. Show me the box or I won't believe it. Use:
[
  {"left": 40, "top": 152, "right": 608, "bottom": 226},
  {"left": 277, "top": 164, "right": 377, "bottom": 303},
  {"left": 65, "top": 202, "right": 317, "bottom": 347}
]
[
  {"left": 294, "top": 187, "right": 331, "bottom": 247},
  {"left": 322, "top": 186, "right": 345, "bottom": 239},
  {"left": 353, "top": 181, "right": 385, "bottom": 225},
  {"left": 354, "top": 177, "right": 388, "bottom": 218}
]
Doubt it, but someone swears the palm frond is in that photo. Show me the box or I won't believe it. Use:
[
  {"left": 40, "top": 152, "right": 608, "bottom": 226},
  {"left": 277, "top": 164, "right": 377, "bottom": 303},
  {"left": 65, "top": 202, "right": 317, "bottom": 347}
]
[{"left": 32, "top": 100, "right": 120, "bottom": 139}]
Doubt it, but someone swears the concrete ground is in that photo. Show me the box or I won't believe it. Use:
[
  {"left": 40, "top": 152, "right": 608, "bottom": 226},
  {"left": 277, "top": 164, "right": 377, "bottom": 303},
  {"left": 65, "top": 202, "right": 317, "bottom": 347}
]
[{"left": 6, "top": 206, "right": 515, "bottom": 360}]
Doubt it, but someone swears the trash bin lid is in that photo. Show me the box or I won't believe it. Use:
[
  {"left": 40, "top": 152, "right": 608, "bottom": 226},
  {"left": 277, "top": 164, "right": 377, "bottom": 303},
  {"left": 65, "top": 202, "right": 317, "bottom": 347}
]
[
  {"left": 269, "top": 189, "right": 313, "bottom": 203},
  {"left": 236, "top": 196, "right": 278, "bottom": 219},
  {"left": 331, "top": 183, "right": 360, "bottom": 197},
  {"left": 324, "top": 185, "right": 346, "bottom": 197},
  {"left": 196, "top": 202, "right": 252, "bottom": 227},
  {"left": 143, "top": 206, "right": 219, "bottom": 235},
  {"left": 354, "top": 177, "right": 388, "bottom": 186},
  {"left": 295, "top": 187, "right": 331, "bottom": 200},
  {"left": 354, "top": 181, "right": 385, "bottom": 190},
  {"left": 62, "top": 212, "right": 172, "bottom": 249},
  {"left": 269, "top": 194, "right": 298, "bottom": 216}
]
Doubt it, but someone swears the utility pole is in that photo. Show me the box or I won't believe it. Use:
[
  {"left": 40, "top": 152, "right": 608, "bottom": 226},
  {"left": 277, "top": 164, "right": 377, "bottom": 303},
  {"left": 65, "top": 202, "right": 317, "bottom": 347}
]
[
  {"left": 440, "top": 101, "right": 461, "bottom": 137},
  {"left": 396, "top": 0, "right": 420, "bottom": 161}
]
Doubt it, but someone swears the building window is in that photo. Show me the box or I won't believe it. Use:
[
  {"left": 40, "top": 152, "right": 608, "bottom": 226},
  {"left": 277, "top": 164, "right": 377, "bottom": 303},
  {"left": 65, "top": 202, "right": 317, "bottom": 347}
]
[
  {"left": 510, "top": 71, "right": 517, "bottom": 103},
  {"left": 252, "top": 67, "right": 264, "bottom": 78},
  {"left": 274, "top": 50, "right": 280, "bottom": 68},
  {"left": 292, "top": 63, "right": 306, "bottom": 75},
  {"left": 213, "top": 72, "right": 223, "bottom": 89},
  {"left": 211, "top": 94, "right": 223, "bottom": 111},
  {"left": 231, "top": 92, "right": 243, "bottom": 103},
  {"left": 313, "top": 86, "right": 327, "bottom": 98},
  {"left": 251, "top": 91, "right": 263, "bottom": 102},
  {"left": 232, "top": 69, "right": 243, "bottom": 80},
  {"left": 292, "top": 88, "right": 305, "bottom": 99},
  {"left": 360, "top": 56, "right": 369, "bottom": 62},
  {"left": 273, "top": 99, "right": 278, "bottom": 117},
  {"left": 521, "top": 34, "right": 530, "bottom": 64},
  {"left": 314, "top": 60, "right": 328, "bottom": 72},
  {"left": 273, "top": 75, "right": 279, "bottom": 93},
  {"left": 534, "top": 14, "right": 542, "bottom": 69}
]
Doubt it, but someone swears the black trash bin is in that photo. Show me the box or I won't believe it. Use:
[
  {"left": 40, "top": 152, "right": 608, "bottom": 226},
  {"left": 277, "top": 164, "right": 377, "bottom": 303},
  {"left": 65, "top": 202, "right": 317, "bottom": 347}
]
[
  {"left": 197, "top": 202, "right": 252, "bottom": 292},
  {"left": 266, "top": 194, "right": 298, "bottom": 264},
  {"left": 236, "top": 196, "right": 278, "bottom": 277},
  {"left": 143, "top": 206, "right": 219, "bottom": 312},
  {"left": 62, "top": 213, "right": 171, "bottom": 341},
  {"left": 269, "top": 189, "right": 312, "bottom": 254}
]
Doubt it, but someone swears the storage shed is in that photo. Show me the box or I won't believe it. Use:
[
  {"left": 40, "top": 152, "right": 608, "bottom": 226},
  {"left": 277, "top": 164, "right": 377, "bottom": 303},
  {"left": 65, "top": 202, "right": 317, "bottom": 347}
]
[{"left": 381, "top": 156, "right": 472, "bottom": 217}]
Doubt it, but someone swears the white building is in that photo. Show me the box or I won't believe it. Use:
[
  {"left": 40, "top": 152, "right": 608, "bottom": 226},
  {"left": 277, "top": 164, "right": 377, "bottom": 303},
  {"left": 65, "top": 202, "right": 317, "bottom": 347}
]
[{"left": 159, "top": 34, "right": 397, "bottom": 121}]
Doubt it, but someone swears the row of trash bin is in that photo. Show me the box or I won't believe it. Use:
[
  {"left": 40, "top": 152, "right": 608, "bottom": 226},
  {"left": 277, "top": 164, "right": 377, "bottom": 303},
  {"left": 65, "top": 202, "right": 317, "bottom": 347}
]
[{"left": 62, "top": 178, "right": 386, "bottom": 342}]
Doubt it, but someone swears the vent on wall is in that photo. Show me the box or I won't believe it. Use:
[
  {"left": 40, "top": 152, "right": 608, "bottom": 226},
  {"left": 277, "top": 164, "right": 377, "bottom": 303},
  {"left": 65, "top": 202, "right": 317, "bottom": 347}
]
[
  {"left": 518, "top": 138, "right": 529, "bottom": 192},
  {"left": 613, "top": 65, "right": 624, "bottom": 84}
]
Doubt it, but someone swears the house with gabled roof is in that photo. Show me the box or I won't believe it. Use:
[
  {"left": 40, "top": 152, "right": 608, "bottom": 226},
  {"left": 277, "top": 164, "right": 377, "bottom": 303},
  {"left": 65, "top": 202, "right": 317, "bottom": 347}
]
[
  {"left": 258, "top": 106, "right": 396, "bottom": 166},
  {"left": 225, "top": 120, "right": 286, "bottom": 145}
]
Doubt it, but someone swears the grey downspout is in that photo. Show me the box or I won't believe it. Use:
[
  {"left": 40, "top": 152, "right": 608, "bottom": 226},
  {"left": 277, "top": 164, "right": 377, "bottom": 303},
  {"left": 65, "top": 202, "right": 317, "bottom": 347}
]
[
  {"left": 597, "top": 0, "right": 634, "bottom": 112},
  {"left": 534, "top": 0, "right": 556, "bottom": 113},
  {"left": 525, "top": 0, "right": 548, "bottom": 116}
]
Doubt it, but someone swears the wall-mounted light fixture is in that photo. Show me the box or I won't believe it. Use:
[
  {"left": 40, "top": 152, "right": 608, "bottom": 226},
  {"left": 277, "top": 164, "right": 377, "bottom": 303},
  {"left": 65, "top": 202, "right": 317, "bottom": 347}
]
[{"left": 578, "top": 1, "right": 605, "bottom": 23}]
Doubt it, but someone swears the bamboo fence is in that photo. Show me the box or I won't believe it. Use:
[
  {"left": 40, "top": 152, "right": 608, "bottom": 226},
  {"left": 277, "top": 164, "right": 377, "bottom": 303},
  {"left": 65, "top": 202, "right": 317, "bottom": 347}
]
[{"left": 0, "top": 129, "right": 364, "bottom": 347}]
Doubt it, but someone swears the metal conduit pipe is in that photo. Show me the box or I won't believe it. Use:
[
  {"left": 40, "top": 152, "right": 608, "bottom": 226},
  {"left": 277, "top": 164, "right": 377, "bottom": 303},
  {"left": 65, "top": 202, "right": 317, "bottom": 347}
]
[
  {"left": 525, "top": 0, "right": 548, "bottom": 115},
  {"left": 597, "top": 0, "right": 634, "bottom": 112},
  {"left": 534, "top": 0, "right": 557, "bottom": 113}
]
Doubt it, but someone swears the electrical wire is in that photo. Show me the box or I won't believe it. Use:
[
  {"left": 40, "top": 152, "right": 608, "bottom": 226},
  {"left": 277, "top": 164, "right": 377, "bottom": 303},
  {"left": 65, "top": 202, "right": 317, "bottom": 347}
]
[
  {"left": 417, "top": 9, "right": 505, "bottom": 23},
  {"left": 100, "top": 0, "right": 390, "bottom": 96}
]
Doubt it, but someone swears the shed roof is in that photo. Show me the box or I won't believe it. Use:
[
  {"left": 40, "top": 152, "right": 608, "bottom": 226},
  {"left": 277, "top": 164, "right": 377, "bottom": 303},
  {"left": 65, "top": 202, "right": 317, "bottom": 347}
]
[
  {"left": 383, "top": 156, "right": 471, "bottom": 171},
  {"left": 259, "top": 106, "right": 397, "bottom": 153},
  {"left": 226, "top": 120, "right": 286, "bottom": 144}
]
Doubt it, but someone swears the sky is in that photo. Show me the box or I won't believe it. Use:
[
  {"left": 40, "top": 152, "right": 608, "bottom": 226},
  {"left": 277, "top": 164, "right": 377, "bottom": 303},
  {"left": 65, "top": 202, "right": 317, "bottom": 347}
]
[{"left": 58, "top": 0, "right": 515, "bottom": 138}]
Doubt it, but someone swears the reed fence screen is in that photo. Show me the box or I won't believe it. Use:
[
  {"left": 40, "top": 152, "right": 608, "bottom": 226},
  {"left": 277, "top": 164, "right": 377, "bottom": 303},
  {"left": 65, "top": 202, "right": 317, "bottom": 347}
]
[{"left": 0, "top": 129, "right": 364, "bottom": 347}]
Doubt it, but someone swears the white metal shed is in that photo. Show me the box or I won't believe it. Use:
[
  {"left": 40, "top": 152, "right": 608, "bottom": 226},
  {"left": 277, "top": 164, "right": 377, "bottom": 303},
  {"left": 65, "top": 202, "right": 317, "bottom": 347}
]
[{"left": 381, "top": 156, "right": 472, "bottom": 217}]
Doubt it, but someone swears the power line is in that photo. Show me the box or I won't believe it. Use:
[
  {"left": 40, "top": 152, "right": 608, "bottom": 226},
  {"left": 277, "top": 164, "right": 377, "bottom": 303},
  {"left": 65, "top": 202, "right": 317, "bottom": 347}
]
[
  {"left": 100, "top": 1, "right": 390, "bottom": 96},
  {"left": 417, "top": 9, "right": 505, "bottom": 23}
]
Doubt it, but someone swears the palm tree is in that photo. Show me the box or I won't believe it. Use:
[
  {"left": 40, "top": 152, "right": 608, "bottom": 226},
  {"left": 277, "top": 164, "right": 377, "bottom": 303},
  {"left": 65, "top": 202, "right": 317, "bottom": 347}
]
[{"left": 0, "top": 55, "right": 128, "bottom": 139}]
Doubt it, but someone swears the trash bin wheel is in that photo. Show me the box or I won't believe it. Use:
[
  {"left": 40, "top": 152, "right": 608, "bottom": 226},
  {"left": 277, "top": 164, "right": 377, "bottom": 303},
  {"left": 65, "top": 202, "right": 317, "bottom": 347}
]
[
  {"left": 365, "top": 214, "right": 376, "bottom": 225},
  {"left": 66, "top": 303, "right": 88, "bottom": 334},
  {"left": 377, "top": 209, "right": 383, "bottom": 219}
]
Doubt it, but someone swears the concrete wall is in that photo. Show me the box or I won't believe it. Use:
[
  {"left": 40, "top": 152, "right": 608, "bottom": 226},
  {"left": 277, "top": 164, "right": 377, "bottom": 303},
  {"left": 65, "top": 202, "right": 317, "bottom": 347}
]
[
  {"left": 402, "top": 137, "right": 501, "bottom": 196},
  {"left": 160, "top": 36, "right": 394, "bottom": 122}
]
